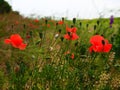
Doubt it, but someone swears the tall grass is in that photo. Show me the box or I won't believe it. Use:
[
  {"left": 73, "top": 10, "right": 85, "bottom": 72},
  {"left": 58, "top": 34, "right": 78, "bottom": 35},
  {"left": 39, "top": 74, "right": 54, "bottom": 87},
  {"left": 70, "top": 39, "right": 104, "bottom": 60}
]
[{"left": 0, "top": 13, "right": 120, "bottom": 90}]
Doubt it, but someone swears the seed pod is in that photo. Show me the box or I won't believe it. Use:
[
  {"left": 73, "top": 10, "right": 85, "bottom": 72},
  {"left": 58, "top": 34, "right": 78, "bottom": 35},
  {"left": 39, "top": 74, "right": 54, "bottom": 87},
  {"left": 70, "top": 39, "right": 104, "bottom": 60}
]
[
  {"left": 94, "top": 25, "right": 96, "bottom": 30},
  {"left": 58, "top": 29, "right": 61, "bottom": 33},
  {"left": 97, "top": 20, "right": 99, "bottom": 25},
  {"left": 39, "top": 32, "right": 43, "bottom": 39},
  {"left": 79, "top": 22, "right": 82, "bottom": 27},
  {"left": 23, "top": 24, "right": 26, "bottom": 29},
  {"left": 86, "top": 23, "right": 89, "bottom": 28},
  {"left": 73, "top": 18, "right": 76, "bottom": 24},
  {"left": 62, "top": 17, "right": 64, "bottom": 22},
  {"left": 102, "top": 40, "right": 105, "bottom": 45},
  {"left": 60, "top": 37, "right": 64, "bottom": 42},
  {"left": 45, "top": 19, "right": 48, "bottom": 24}
]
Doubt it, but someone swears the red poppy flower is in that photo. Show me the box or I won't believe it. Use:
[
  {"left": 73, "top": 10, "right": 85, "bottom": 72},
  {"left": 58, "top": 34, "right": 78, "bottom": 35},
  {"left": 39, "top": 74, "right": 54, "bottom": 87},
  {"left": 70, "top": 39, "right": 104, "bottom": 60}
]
[
  {"left": 71, "top": 53, "right": 74, "bottom": 59},
  {"left": 47, "top": 24, "right": 50, "bottom": 27},
  {"left": 64, "top": 32, "right": 79, "bottom": 40},
  {"left": 4, "top": 34, "right": 27, "bottom": 50},
  {"left": 26, "top": 35, "right": 30, "bottom": 39},
  {"left": 89, "top": 35, "right": 112, "bottom": 53},
  {"left": 34, "top": 19, "right": 39, "bottom": 23},
  {"left": 66, "top": 26, "right": 77, "bottom": 33},
  {"left": 58, "top": 20, "right": 64, "bottom": 25},
  {"left": 15, "top": 21, "right": 19, "bottom": 25}
]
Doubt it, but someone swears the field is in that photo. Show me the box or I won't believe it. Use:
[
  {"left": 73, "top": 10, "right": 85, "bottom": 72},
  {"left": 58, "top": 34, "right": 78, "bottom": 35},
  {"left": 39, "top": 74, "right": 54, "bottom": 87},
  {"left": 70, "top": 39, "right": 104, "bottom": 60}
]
[{"left": 0, "top": 12, "right": 120, "bottom": 90}]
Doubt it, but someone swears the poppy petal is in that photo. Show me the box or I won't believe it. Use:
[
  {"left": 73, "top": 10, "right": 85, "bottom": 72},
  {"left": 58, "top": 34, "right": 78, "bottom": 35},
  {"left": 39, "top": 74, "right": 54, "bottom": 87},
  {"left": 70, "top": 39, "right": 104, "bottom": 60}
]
[
  {"left": 64, "top": 34, "right": 70, "bottom": 40},
  {"left": 103, "top": 44, "right": 112, "bottom": 52},
  {"left": 18, "top": 43, "right": 27, "bottom": 50},
  {"left": 71, "top": 33, "right": 79, "bottom": 40},
  {"left": 90, "top": 35, "right": 104, "bottom": 45},
  {"left": 4, "top": 39, "right": 11, "bottom": 44}
]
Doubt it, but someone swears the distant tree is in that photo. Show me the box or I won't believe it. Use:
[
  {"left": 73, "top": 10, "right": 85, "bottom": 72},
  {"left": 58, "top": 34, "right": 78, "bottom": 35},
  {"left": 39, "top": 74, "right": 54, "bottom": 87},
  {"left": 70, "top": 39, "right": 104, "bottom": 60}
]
[{"left": 0, "top": 0, "right": 12, "bottom": 14}]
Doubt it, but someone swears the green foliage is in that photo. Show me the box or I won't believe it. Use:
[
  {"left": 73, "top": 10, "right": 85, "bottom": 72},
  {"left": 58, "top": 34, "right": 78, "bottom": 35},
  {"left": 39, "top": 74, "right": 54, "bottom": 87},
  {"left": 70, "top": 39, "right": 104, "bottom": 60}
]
[
  {"left": 0, "top": 14, "right": 120, "bottom": 89},
  {"left": 0, "top": 0, "right": 12, "bottom": 14}
]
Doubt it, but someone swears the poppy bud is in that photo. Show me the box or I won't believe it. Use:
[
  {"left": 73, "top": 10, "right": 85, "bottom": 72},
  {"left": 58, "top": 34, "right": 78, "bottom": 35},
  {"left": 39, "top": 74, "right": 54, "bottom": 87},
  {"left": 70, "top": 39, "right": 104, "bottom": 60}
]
[
  {"left": 97, "top": 20, "right": 99, "bottom": 25},
  {"left": 73, "top": 18, "right": 76, "bottom": 24},
  {"left": 101, "top": 34, "right": 104, "bottom": 37},
  {"left": 23, "top": 24, "right": 26, "bottom": 29},
  {"left": 62, "top": 17, "right": 64, "bottom": 21},
  {"left": 102, "top": 40, "right": 105, "bottom": 45},
  {"left": 60, "top": 37, "right": 64, "bottom": 41},
  {"left": 39, "top": 32, "right": 43, "bottom": 39},
  {"left": 58, "top": 29, "right": 61, "bottom": 33},
  {"left": 11, "top": 24, "right": 14, "bottom": 29},
  {"left": 95, "top": 33, "right": 98, "bottom": 35},
  {"left": 29, "top": 31, "right": 32, "bottom": 37},
  {"left": 71, "top": 25, "right": 74, "bottom": 28},
  {"left": 94, "top": 25, "right": 96, "bottom": 30},
  {"left": 113, "top": 34, "right": 116, "bottom": 37},
  {"left": 86, "top": 24, "right": 89, "bottom": 28},
  {"left": 45, "top": 19, "right": 48, "bottom": 24},
  {"left": 56, "top": 22, "right": 58, "bottom": 26},
  {"left": 75, "top": 41, "right": 78, "bottom": 46},
  {"left": 79, "top": 22, "right": 82, "bottom": 27}
]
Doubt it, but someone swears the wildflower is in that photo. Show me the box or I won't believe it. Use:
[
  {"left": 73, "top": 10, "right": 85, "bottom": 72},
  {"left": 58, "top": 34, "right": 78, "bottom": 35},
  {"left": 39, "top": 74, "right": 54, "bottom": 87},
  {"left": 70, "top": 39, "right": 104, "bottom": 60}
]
[
  {"left": 89, "top": 35, "right": 112, "bottom": 53},
  {"left": 64, "top": 32, "right": 79, "bottom": 40},
  {"left": 34, "top": 19, "right": 39, "bottom": 23},
  {"left": 4, "top": 34, "right": 27, "bottom": 50},
  {"left": 55, "top": 33, "right": 59, "bottom": 39},
  {"left": 58, "top": 20, "right": 64, "bottom": 25},
  {"left": 109, "top": 15, "right": 114, "bottom": 28},
  {"left": 71, "top": 53, "right": 74, "bottom": 59},
  {"left": 47, "top": 24, "right": 50, "bottom": 27},
  {"left": 66, "top": 26, "right": 77, "bottom": 33},
  {"left": 15, "top": 21, "right": 19, "bottom": 25},
  {"left": 64, "top": 26, "right": 79, "bottom": 40}
]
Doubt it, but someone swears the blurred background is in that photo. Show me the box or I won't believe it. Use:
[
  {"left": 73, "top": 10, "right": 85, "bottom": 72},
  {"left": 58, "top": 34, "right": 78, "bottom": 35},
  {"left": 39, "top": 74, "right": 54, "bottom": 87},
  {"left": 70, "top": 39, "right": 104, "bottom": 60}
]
[{"left": 3, "top": 0, "right": 120, "bottom": 19}]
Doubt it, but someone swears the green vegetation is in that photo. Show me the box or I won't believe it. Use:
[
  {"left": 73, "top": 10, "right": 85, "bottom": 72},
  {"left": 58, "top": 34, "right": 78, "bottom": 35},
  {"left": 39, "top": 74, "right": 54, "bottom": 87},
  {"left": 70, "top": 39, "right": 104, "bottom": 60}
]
[
  {"left": 0, "top": 13, "right": 120, "bottom": 90},
  {"left": 0, "top": 0, "right": 12, "bottom": 14}
]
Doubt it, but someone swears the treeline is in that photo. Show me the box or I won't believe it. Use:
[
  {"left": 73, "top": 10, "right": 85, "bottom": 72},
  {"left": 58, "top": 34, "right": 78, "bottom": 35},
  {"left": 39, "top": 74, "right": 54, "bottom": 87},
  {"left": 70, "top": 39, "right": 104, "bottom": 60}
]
[{"left": 0, "top": 0, "right": 12, "bottom": 14}]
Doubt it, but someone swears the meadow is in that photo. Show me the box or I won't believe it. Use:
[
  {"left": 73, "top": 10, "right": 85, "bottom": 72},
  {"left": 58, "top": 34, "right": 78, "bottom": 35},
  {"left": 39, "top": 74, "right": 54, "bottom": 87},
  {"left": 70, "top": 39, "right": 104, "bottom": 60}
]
[{"left": 0, "top": 12, "right": 120, "bottom": 90}]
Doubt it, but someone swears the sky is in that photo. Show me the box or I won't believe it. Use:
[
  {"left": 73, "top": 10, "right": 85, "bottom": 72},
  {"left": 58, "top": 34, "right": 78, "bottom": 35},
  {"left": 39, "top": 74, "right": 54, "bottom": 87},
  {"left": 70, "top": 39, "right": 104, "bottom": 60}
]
[{"left": 5, "top": 0, "right": 120, "bottom": 19}]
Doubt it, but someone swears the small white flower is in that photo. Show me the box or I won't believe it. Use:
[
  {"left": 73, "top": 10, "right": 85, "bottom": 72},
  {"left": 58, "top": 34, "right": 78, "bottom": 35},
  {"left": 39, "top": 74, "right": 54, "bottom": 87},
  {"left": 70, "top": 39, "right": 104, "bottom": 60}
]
[{"left": 54, "top": 33, "right": 59, "bottom": 38}]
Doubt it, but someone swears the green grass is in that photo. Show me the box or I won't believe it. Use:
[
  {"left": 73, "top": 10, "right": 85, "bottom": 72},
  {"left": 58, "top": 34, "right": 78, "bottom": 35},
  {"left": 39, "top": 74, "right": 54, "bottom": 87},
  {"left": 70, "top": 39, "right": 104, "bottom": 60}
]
[{"left": 0, "top": 13, "right": 120, "bottom": 90}]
